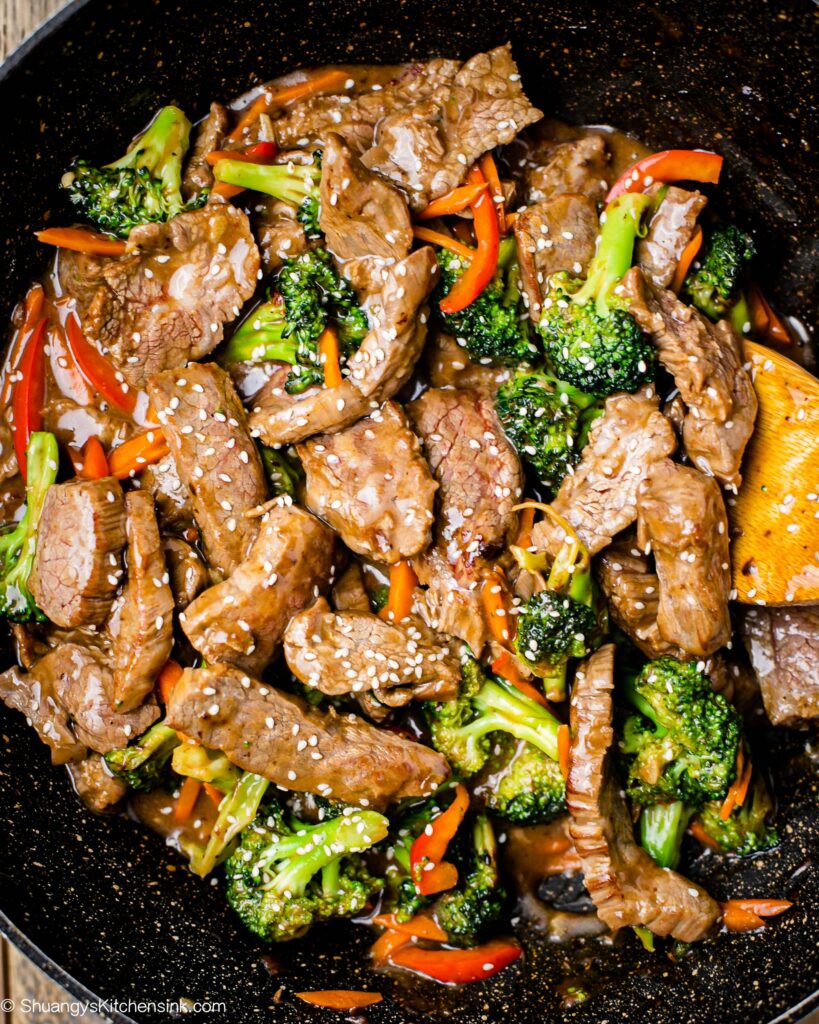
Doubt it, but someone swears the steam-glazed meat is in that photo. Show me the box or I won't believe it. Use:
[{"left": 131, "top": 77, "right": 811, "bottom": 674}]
[
  {"left": 181, "top": 102, "right": 230, "bottom": 201},
  {"left": 514, "top": 193, "right": 599, "bottom": 322},
  {"left": 298, "top": 401, "right": 437, "bottom": 563},
  {"left": 67, "top": 753, "right": 127, "bottom": 813},
  {"left": 426, "top": 333, "right": 513, "bottom": 393},
  {"left": 412, "top": 549, "right": 489, "bottom": 656},
  {"left": 139, "top": 453, "right": 195, "bottom": 531},
  {"left": 332, "top": 562, "right": 371, "bottom": 612},
  {"left": 163, "top": 537, "right": 211, "bottom": 611},
  {"left": 362, "top": 46, "right": 542, "bottom": 210},
  {"left": 252, "top": 196, "right": 309, "bottom": 276},
  {"left": 0, "top": 660, "right": 86, "bottom": 764},
  {"left": 284, "top": 597, "right": 460, "bottom": 703},
  {"left": 165, "top": 664, "right": 449, "bottom": 808},
  {"left": 532, "top": 387, "right": 677, "bottom": 558},
  {"left": 524, "top": 135, "right": 610, "bottom": 204},
  {"left": 250, "top": 246, "right": 437, "bottom": 446},
  {"left": 636, "top": 186, "right": 708, "bottom": 288},
  {"left": 623, "top": 267, "right": 757, "bottom": 487},
  {"left": 67, "top": 204, "right": 260, "bottom": 390},
  {"left": 319, "top": 133, "right": 412, "bottom": 262},
  {"left": 706, "top": 651, "right": 761, "bottom": 718},
  {"left": 637, "top": 460, "right": 731, "bottom": 659},
  {"left": 740, "top": 605, "right": 819, "bottom": 727},
  {"left": 567, "top": 645, "right": 720, "bottom": 942},
  {"left": 148, "top": 363, "right": 268, "bottom": 578},
  {"left": 109, "top": 492, "right": 174, "bottom": 711},
  {"left": 180, "top": 501, "right": 336, "bottom": 674},
  {"left": 595, "top": 537, "right": 686, "bottom": 660},
  {"left": 31, "top": 478, "right": 126, "bottom": 629}
]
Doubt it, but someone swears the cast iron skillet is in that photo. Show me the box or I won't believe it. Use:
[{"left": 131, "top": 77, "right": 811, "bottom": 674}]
[{"left": 0, "top": 1, "right": 817, "bottom": 1022}]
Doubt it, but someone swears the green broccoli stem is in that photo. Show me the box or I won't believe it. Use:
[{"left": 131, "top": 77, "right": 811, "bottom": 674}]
[
  {"left": 541, "top": 662, "right": 568, "bottom": 703},
  {"left": 108, "top": 105, "right": 192, "bottom": 211},
  {"left": 621, "top": 671, "right": 666, "bottom": 734},
  {"left": 224, "top": 298, "right": 300, "bottom": 365},
  {"left": 572, "top": 193, "right": 652, "bottom": 314},
  {"left": 468, "top": 679, "right": 561, "bottom": 761},
  {"left": 639, "top": 801, "right": 693, "bottom": 869},
  {"left": 213, "top": 158, "right": 321, "bottom": 206},
  {"left": 730, "top": 293, "right": 751, "bottom": 335},
  {"left": 187, "top": 771, "right": 270, "bottom": 878}
]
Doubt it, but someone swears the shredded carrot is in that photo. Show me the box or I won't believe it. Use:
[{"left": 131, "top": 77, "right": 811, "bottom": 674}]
[
  {"left": 557, "top": 724, "right": 571, "bottom": 780},
  {"left": 412, "top": 226, "right": 474, "bottom": 262},
  {"left": 481, "top": 567, "right": 515, "bottom": 646},
  {"left": 372, "top": 913, "right": 447, "bottom": 942},
  {"left": 734, "top": 757, "right": 754, "bottom": 810},
  {"left": 670, "top": 224, "right": 703, "bottom": 293},
  {"left": 516, "top": 506, "right": 536, "bottom": 549},
  {"left": 35, "top": 227, "right": 127, "bottom": 257},
  {"left": 296, "top": 991, "right": 383, "bottom": 1011},
  {"left": 318, "top": 325, "right": 342, "bottom": 388},
  {"left": 370, "top": 928, "right": 410, "bottom": 963},
  {"left": 380, "top": 560, "right": 418, "bottom": 623},
  {"left": 479, "top": 152, "right": 507, "bottom": 234},
  {"left": 491, "top": 651, "right": 549, "bottom": 708},
  {"left": 720, "top": 746, "right": 745, "bottom": 821},
  {"left": 203, "top": 783, "right": 224, "bottom": 807},
  {"left": 157, "top": 659, "right": 183, "bottom": 706},
  {"left": 173, "top": 776, "right": 202, "bottom": 822},
  {"left": 689, "top": 820, "right": 721, "bottom": 850},
  {"left": 416, "top": 181, "right": 489, "bottom": 221},
  {"left": 0, "top": 285, "right": 46, "bottom": 410},
  {"left": 748, "top": 283, "right": 791, "bottom": 344},
  {"left": 227, "top": 69, "right": 350, "bottom": 142},
  {"left": 108, "top": 429, "right": 170, "bottom": 480}
]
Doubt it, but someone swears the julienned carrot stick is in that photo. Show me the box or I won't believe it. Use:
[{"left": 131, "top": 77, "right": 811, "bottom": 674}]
[
  {"left": 35, "top": 227, "right": 126, "bottom": 257},
  {"left": 479, "top": 152, "right": 507, "bottom": 234},
  {"left": 173, "top": 775, "right": 202, "bottom": 822},
  {"left": 416, "top": 182, "right": 489, "bottom": 220},
  {"left": 671, "top": 224, "right": 703, "bottom": 293},
  {"left": 227, "top": 69, "right": 350, "bottom": 141},
  {"left": 380, "top": 560, "right": 418, "bottom": 623},
  {"left": 412, "top": 226, "right": 475, "bottom": 262},
  {"left": 318, "top": 325, "right": 342, "bottom": 388},
  {"left": 296, "top": 991, "right": 383, "bottom": 1011},
  {"left": 558, "top": 724, "right": 571, "bottom": 779}
]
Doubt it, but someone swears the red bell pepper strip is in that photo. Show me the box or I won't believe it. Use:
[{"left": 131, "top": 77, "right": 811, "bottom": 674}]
[
  {"left": 208, "top": 141, "right": 279, "bottom": 199},
  {"left": 65, "top": 314, "right": 136, "bottom": 414},
  {"left": 439, "top": 166, "right": 499, "bottom": 314},
  {"left": 606, "top": 149, "right": 724, "bottom": 203},
  {"left": 11, "top": 318, "right": 47, "bottom": 481},
  {"left": 416, "top": 181, "right": 489, "bottom": 221},
  {"left": 479, "top": 152, "right": 507, "bottom": 235},
  {"left": 412, "top": 226, "right": 475, "bottom": 262},
  {"left": 410, "top": 783, "right": 469, "bottom": 896},
  {"left": 389, "top": 938, "right": 523, "bottom": 984}
]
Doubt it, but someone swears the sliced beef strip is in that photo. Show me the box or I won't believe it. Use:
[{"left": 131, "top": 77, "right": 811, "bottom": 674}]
[
  {"left": 181, "top": 102, "right": 230, "bottom": 201},
  {"left": 595, "top": 537, "right": 687, "bottom": 661},
  {"left": 426, "top": 332, "right": 513, "bottom": 394},
  {"left": 148, "top": 363, "right": 268, "bottom": 578},
  {"left": 411, "top": 549, "right": 490, "bottom": 657},
  {"left": 284, "top": 597, "right": 460, "bottom": 703},
  {"left": 514, "top": 193, "right": 599, "bottom": 323},
  {"left": 532, "top": 387, "right": 677, "bottom": 558},
  {"left": 636, "top": 185, "right": 707, "bottom": 289},
  {"left": 108, "top": 492, "right": 174, "bottom": 711},
  {"left": 319, "top": 133, "right": 412, "bottom": 263},
  {"left": 739, "top": 605, "right": 819, "bottom": 727},
  {"left": 524, "top": 135, "right": 610, "bottom": 205},
  {"left": 637, "top": 460, "right": 731, "bottom": 659},
  {"left": 67, "top": 753, "right": 127, "bottom": 813},
  {"left": 31, "top": 477, "right": 127, "bottom": 629},
  {"left": 252, "top": 195, "right": 309, "bottom": 276},
  {"left": 180, "top": 501, "right": 336, "bottom": 675},
  {"left": 250, "top": 246, "right": 437, "bottom": 446},
  {"left": 298, "top": 400, "right": 437, "bottom": 564},
  {"left": 332, "top": 562, "right": 371, "bottom": 613},
  {"left": 362, "top": 45, "right": 542, "bottom": 211},
  {"left": 165, "top": 664, "right": 450, "bottom": 809},
  {"left": 622, "top": 266, "right": 757, "bottom": 488},
  {"left": 0, "top": 661, "right": 86, "bottom": 764},
  {"left": 567, "top": 644, "right": 720, "bottom": 942},
  {"left": 163, "top": 536, "right": 211, "bottom": 611},
  {"left": 66, "top": 204, "right": 260, "bottom": 390},
  {"left": 138, "top": 453, "right": 196, "bottom": 531},
  {"left": 705, "top": 650, "right": 761, "bottom": 719}
]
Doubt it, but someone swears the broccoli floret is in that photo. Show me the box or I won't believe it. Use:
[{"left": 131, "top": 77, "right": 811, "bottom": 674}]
[
  {"left": 0, "top": 432, "right": 59, "bottom": 621},
  {"left": 425, "top": 657, "right": 561, "bottom": 776},
  {"left": 538, "top": 193, "right": 655, "bottom": 397},
  {"left": 63, "top": 106, "right": 204, "bottom": 238},
  {"left": 260, "top": 446, "right": 302, "bottom": 498},
  {"left": 104, "top": 721, "right": 181, "bottom": 792},
  {"left": 225, "top": 801, "right": 388, "bottom": 942},
  {"left": 683, "top": 224, "right": 755, "bottom": 321},
  {"left": 619, "top": 657, "right": 741, "bottom": 807},
  {"left": 223, "top": 249, "right": 368, "bottom": 394},
  {"left": 638, "top": 800, "right": 694, "bottom": 869},
  {"left": 434, "top": 814, "right": 506, "bottom": 947},
  {"left": 496, "top": 371, "right": 601, "bottom": 492},
  {"left": 434, "top": 239, "right": 537, "bottom": 367},
  {"left": 381, "top": 795, "right": 446, "bottom": 923},
  {"left": 369, "top": 584, "right": 390, "bottom": 615},
  {"left": 483, "top": 736, "right": 566, "bottom": 825},
  {"left": 171, "top": 743, "right": 241, "bottom": 794},
  {"left": 213, "top": 153, "right": 322, "bottom": 237},
  {"left": 182, "top": 771, "right": 271, "bottom": 877},
  {"left": 697, "top": 773, "right": 779, "bottom": 856}
]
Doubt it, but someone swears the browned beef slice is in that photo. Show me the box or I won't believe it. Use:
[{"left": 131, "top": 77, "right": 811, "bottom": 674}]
[
  {"left": 637, "top": 185, "right": 707, "bottom": 288},
  {"left": 426, "top": 333, "right": 513, "bottom": 394},
  {"left": 514, "top": 193, "right": 599, "bottom": 322},
  {"left": 181, "top": 102, "right": 230, "bottom": 201},
  {"left": 109, "top": 492, "right": 174, "bottom": 711},
  {"left": 332, "top": 563, "right": 371, "bottom": 613},
  {"left": 165, "top": 664, "right": 449, "bottom": 808},
  {"left": 180, "top": 501, "right": 336, "bottom": 674},
  {"left": 139, "top": 452, "right": 195, "bottom": 530},
  {"left": 0, "top": 418, "right": 18, "bottom": 483},
  {"left": 31, "top": 478, "right": 126, "bottom": 628},
  {"left": 298, "top": 400, "right": 437, "bottom": 564},
  {"left": 0, "top": 661, "right": 86, "bottom": 764},
  {"left": 740, "top": 605, "right": 819, "bottom": 727},
  {"left": 567, "top": 645, "right": 720, "bottom": 942},
  {"left": 622, "top": 266, "right": 757, "bottom": 488},
  {"left": 705, "top": 651, "right": 761, "bottom": 718},
  {"left": 68, "top": 204, "right": 260, "bottom": 390},
  {"left": 284, "top": 597, "right": 460, "bottom": 704},
  {"left": 163, "top": 536, "right": 211, "bottom": 611},
  {"left": 411, "top": 548, "right": 489, "bottom": 657},
  {"left": 532, "top": 387, "right": 677, "bottom": 558},
  {"left": 250, "top": 246, "right": 437, "bottom": 446},
  {"left": 252, "top": 195, "right": 309, "bottom": 276},
  {"left": 319, "top": 133, "right": 412, "bottom": 262},
  {"left": 148, "top": 363, "right": 268, "bottom": 577},
  {"left": 637, "top": 460, "right": 731, "bottom": 658},
  {"left": 67, "top": 753, "right": 127, "bottom": 812},
  {"left": 362, "top": 45, "right": 542, "bottom": 210},
  {"left": 525, "top": 135, "right": 610, "bottom": 204}
]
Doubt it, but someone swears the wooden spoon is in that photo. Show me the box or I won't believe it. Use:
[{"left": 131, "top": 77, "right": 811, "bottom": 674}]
[{"left": 730, "top": 340, "right": 819, "bottom": 605}]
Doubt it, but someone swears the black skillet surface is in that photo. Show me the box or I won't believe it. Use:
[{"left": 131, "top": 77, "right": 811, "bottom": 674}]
[{"left": 0, "top": 1, "right": 818, "bottom": 1022}]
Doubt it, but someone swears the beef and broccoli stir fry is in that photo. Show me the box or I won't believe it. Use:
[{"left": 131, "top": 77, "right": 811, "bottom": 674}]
[{"left": 0, "top": 44, "right": 810, "bottom": 987}]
